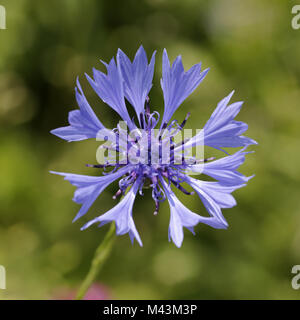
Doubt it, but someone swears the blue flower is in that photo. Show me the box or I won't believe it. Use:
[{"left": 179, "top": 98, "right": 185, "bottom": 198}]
[{"left": 51, "top": 46, "right": 256, "bottom": 247}]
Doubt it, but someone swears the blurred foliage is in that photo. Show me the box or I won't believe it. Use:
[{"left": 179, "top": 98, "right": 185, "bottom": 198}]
[{"left": 0, "top": 0, "right": 300, "bottom": 299}]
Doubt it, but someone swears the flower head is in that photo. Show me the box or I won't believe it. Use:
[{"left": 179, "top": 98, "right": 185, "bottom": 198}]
[{"left": 51, "top": 46, "right": 256, "bottom": 247}]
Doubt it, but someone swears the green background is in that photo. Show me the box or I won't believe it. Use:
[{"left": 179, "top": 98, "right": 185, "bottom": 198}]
[{"left": 0, "top": 0, "right": 300, "bottom": 299}]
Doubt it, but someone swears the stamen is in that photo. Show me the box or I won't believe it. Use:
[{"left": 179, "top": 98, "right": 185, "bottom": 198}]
[
  {"left": 112, "top": 189, "right": 122, "bottom": 200},
  {"left": 170, "top": 179, "right": 194, "bottom": 195},
  {"left": 148, "top": 111, "right": 160, "bottom": 129},
  {"left": 179, "top": 112, "right": 191, "bottom": 130},
  {"left": 139, "top": 179, "right": 145, "bottom": 195},
  {"left": 160, "top": 121, "right": 168, "bottom": 131},
  {"left": 203, "top": 157, "right": 215, "bottom": 162},
  {"left": 145, "top": 96, "right": 150, "bottom": 119},
  {"left": 86, "top": 163, "right": 126, "bottom": 168},
  {"left": 168, "top": 119, "right": 178, "bottom": 131},
  {"left": 119, "top": 172, "right": 136, "bottom": 191},
  {"left": 139, "top": 113, "right": 145, "bottom": 129},
  {"left": 86, "top": 164, "right": 106, "bottom": 168},
  {"left": 154, "top": 200, "right": 159, "bottom": 215},
  {"left": 151, "top": 175, "right": 158, "bottom": 186}
]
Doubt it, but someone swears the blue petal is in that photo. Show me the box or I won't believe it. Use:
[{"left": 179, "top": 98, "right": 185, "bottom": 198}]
[
  {"left": 187, "top": 177, "right": 245, "bottom": 226},
  {"left": 161, "top": 178, "right": 226, "bottom": 248},
  {"left": 203, "top": 92, "right": 256, "bottom": 147},
  {"left": 51, "top": 79, "right": 106, "bottom": 142},
  {"left": 117, "top": 46, "right": 156, "bottom": 122},
  {"left": 50, "top": 166, "right": 131, "bottom": 222},
  {"left": 183, "top": 92, "right": 257, "bottom": 150},
  {"left": 189, "top": 149, "right": 253, "bottom": 185},
  {"left": 86, "top": 58, "right": 135, "bottom": 130},
  {"left": 160, "top": 49, "right": 209, "bottom": 126},
  {"left": 81, "top": 179, "right": 143, "bottom": 246}
]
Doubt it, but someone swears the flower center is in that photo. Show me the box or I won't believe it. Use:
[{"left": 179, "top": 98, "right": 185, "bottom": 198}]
[{"left": 86, "top": 99, "right": 207, "bottom": 215}]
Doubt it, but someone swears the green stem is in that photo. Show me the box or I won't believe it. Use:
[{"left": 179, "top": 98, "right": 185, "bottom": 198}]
[{"left": 75, "top": 223, "right": 116, "bottom": 300}]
